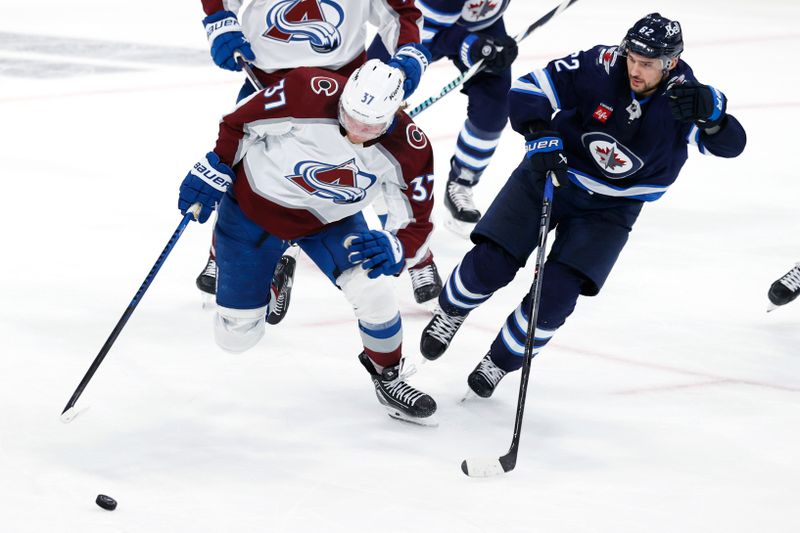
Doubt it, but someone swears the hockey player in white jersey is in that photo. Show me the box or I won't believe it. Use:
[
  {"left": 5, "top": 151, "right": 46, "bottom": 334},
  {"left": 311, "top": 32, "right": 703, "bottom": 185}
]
[
  {"left": 177, "top": 60, "right": 438, "bottom": 424},
  {"left": 197, "top": 0, "right": 443, "bottom": 310}
]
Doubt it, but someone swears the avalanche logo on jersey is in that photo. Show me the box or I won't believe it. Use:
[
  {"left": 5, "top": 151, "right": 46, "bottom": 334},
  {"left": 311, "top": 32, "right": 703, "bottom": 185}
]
[
  {"left": 287, "top": 159, "right": 376, "bottom": 204},
  {"left": 263, "top": 0, "right": 344, "bottom": 54},
  {"left": 461, "top": 0, "right": 507, "bottom": 24},
  {"left": 581, "top": 132, "right": 643, "bottom": 179}
]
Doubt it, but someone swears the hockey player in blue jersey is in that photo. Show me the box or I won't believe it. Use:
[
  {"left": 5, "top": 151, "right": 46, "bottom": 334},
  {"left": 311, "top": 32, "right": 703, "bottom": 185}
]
[
  {"left": 418, "top": 13, "right": 747, "bottom": 397},
  {"left": 369, "top": 0, "right": 518, "bottom": 234}
]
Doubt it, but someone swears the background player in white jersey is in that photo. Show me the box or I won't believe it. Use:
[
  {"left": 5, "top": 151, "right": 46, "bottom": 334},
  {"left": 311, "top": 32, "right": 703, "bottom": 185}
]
[
  {"left": 197, "top": 0, "right": 443, "bottom": 310},
  {"left": 177, "top": 60, "right": 438, "bottom": 424}
]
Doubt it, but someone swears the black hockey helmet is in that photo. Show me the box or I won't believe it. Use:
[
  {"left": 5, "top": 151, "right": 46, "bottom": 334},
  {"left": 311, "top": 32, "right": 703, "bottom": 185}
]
[{"left": 619, "top": 13, "right": 683, "bottom": 60}]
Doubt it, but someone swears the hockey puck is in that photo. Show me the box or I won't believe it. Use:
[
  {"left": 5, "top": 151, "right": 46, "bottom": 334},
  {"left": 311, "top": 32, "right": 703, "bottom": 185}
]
[{"left": 95, "top": 494, "right": 117, "bottom": 511}]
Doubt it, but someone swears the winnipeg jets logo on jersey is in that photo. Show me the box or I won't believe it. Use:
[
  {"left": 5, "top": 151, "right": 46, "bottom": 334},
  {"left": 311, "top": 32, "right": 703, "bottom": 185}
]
[
  {"left": 264, "top": 0, "right": 344, "bottom": 54},
  {"left": 460, "top": 0, "right": 507, "bottom": 25},
  {"left": 582, "top": 132, "right": 643, "bottom": 179},
  {"left": 287, "top": 159, "right": 376, "bottom": 204}
]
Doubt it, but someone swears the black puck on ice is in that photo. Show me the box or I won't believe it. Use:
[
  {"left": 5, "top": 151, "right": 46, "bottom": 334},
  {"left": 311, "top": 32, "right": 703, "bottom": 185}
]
[{"left": 95, "top": 494, "right": 117, "bottom": 511}]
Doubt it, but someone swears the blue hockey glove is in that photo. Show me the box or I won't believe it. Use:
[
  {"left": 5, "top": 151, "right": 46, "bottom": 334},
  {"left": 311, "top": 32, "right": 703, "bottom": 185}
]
[
  {"left": 525, "top": 131, "right": 569, "bottom": 188},
  {"left": 203, "top": 10, "right": 255, "bottom": 71},
  {"left": 388, "top": 43, "right": 431, "bottom": 98},
  {"left": 459, "top": 33, "right": 518, "bottom": 74},
  {"left": 666, "top": 81, "right": 727, "bottom": 129},
  {"left": 347, "top": 230, "right": 405, "bottom": 279},
  {"left": 179, "top": 152, "right": 234, "bottom": 223}
]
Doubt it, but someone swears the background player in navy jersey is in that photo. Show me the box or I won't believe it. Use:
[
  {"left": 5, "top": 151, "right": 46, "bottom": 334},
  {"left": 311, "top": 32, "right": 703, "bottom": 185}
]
[
  {"left": 196, "top": 0, "right": 443, "bottom": 310},
  {"left": 177, "top": 60, "right": 438, "bottom": 424},
  {"left": 418, "top": 13, "right": 747, "bottom": 397},
  {"left": 369, "top": 0, "right": 518, "bottom": 235}
]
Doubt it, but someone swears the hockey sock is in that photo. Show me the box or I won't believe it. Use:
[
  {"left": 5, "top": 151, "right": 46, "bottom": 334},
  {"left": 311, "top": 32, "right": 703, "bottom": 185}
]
[
  {"left": 359, "top": 313, "right": 403, "bottom": 369},
  {"left": 488, "top": 261, "right": 584, "bottom": 372},
  {"left": 438, "top": 241, "right": 520, "bottom": 316},
  {"left": 449, "top": 120, "right": 502, "bottom": 186}
]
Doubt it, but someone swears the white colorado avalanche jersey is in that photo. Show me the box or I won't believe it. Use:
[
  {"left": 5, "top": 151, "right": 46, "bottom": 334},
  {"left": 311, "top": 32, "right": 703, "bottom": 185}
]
[
  {"left": 202, "top": 0, "right": 424, "bottom": 72},
  {"left": 211, "top": 68, "right": 435, "bottom": 265}
]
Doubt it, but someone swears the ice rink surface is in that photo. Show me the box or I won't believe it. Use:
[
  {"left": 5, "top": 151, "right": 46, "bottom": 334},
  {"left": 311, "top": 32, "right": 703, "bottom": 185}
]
[{"left": 1, "top": 1, "right": 799, "bottom": 531}]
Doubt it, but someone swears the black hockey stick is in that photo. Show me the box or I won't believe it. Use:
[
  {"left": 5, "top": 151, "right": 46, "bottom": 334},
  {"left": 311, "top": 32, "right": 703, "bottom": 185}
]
[
  {"left": 408, "top": 0, "right": 582, "bottom": 118},
  {"left": 461, "top": 172, "right": 556, "bottom": 477},
  {"left": 61, "top": 204, "right": 201, "bottom": 422}
]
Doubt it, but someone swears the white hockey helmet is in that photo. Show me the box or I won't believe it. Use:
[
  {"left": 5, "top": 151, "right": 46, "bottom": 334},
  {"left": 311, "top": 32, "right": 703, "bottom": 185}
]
[{"left": 339, "top": 59, "right": 405, "bottom": 141}]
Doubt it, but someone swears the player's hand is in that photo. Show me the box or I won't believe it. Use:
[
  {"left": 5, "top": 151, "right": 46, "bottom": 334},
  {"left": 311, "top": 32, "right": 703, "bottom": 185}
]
[
  {"left": 460, "top": 33, "right": 518, "bottom": 74},
  {"left": 388, "top": 43, "right": 431, "bottom": 99},
  {"left": 203, "top": 10, "right": 256, "bottom": 71},
  {"left": 346, "top": 230, "right": 405, "bottom": 279},
  {"left": 179, "top": 152, "right": 234, "bottom": 223},
  {"left": 524, "top": 131, "right": 569, "bottom": 188},
  {"left": 666, "top": 81, "right": 727, "bottom": 129}
]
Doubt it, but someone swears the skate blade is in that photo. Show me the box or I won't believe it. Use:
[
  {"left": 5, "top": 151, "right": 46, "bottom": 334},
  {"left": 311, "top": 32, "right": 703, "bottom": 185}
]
[
  {"left": 200, "top": 291, "right": 217, "bottom": 311},
  {"left": 459, "top": 389, "right": 480, "bottom": 404},
  {"left": 387, "top": 408, "right": 439, "bottom": 427},
  {"left": 443, "top": 217, "right": 476, "bottom": 239}
]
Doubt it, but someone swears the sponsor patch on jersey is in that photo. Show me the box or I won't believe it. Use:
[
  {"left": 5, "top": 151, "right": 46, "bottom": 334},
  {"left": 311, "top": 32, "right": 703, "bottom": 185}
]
[
  {"left": 461, "top": 0, "right": 503, "bottom": 23},
  {"left": 592, "top": 103, "right": 613, "bottom": 123},
  {"left": 264, "top": 0, "right": 344, "bottom": 54},
  {"left": 581, "top": 132, "right": 643, "bottom": 179},
  {"left": 310, "top": 76, "right": 339, "bottom": 96},
  {"left": 406, "top": 124, "right": 428, "bottom": 150},
  {"left": 287, "top": 158, "right": 376, "bottom": 204}
]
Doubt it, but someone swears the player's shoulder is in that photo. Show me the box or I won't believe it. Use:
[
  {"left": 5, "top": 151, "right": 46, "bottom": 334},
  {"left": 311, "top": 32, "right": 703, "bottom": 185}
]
[
  {"left": 281, "top": 67, "right": 349, "bottom": 97},
  {"left": 377, "top": 113, "right": 434, "bottom": 171}
]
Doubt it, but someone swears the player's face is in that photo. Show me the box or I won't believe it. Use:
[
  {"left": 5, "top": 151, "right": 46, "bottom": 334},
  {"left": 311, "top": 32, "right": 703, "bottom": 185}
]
[
  {"left": 339, "top": 108, "right": 386, "bottom": 144},
  {"left": 626, "top": 51, "right": 669, "bottom": 97}
]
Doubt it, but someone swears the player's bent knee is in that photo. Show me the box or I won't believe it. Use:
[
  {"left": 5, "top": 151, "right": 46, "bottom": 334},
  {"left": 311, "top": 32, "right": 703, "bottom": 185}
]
[
  {"left": 214, "top": 305, "right": 267, "bottom": 353},
  {"left": 337, "top": 266, "right": 399, "bottom": 323}
]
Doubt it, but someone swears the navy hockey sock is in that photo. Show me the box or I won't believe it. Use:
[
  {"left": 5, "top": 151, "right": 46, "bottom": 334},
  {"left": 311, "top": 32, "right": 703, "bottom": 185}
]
[
  {"left": 438, "top": 241, "right": 520, "bottom": 316},
  {"left": 488, "top": 261, "right": 584, "bottom": 372}
]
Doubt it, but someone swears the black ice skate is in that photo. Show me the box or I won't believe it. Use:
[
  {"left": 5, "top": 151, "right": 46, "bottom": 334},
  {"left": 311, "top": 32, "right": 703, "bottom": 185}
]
[
  {"left": 196, "top": 256, "right": 217, "bottom": 295},
  {"left": 768, "top": 263, "right": 800, "bottom": 311},
  {"left": 420, "top": 308, "right": 467, "bottom": 360},
  {"left": 267, "top": 254, "right": 297, "bottom": 325},
  {"left": 467, "top": 353, "right": 508, "bottom": 398},
  {"left": 408, "top": 261, "right": 443, "bottom": 305},
  {"left": 358, "top": 352, "right": 437, "bottom": 425},
  {"left": 444, "top": 178, "right": 480, "bottom": 237}
]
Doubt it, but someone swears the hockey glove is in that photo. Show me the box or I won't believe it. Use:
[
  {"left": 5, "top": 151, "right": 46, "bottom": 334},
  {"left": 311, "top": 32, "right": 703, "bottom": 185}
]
[
  {"left": 347, "top": 230, "right": 405, "bottom": 279},
  {"left": 459, "top": 34, "right": 518, "bottom": 74},
  {"left": 388, "top": 43, "right": 431, "bottom": 99},
  {"left": 179, "top": 152, "right": 234, "bottom": 223},
  {"left": 203, "top": 10, "right": 255, "bottom": 71},
  {"left": 525, "top": 131, "right": 569, "bottom": 188},
  {"left": 666, "top": 81, "right": 727, "bottom": 129}
]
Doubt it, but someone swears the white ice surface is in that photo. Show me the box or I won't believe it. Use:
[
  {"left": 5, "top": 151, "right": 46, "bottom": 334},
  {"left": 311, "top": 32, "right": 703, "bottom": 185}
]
[{"left": 1, "top": 1, "right": 799, "bottom": 532}]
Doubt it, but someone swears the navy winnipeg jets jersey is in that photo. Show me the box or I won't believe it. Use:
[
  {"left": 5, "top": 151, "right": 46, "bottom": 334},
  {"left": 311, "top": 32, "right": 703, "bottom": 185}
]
[
  {"left": 417, "top": 0, "right": 511, "bottom": 50},
  {"left": 509, "top": 45, "right": 747, "bottom": 201}
]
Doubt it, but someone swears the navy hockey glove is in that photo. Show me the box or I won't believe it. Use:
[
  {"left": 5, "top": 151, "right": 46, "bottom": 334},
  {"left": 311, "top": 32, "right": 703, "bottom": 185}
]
[
  {"left": 179, "top": 152, "right": 234, "bottom": 223},
  {"left": 525, "top": 132, "right": 569, "bottom": 188},
  {"left": 347, "top": 230, "right": 405, "bottom": 279},
  {"left": 388, "top": 43, "right": 431, "bottom": 99},
  {"left": 666, "top": 81, "right": 727, "bottom": 129},
  {"left": 203, "top": 10, "right": 255, "bottom": 71},
  {"left": 459, "top": 34, "right": 518, "bottom": 74}
]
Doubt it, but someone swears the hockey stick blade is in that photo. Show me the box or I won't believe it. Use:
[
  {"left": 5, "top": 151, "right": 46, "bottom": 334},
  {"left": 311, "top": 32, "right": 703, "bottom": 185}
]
[
  {"left": 461, "top": 452, "right": 516, "bottom": 477},
  {"left": 60, "top": 404, "right": 89, "bottom": 424}
]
